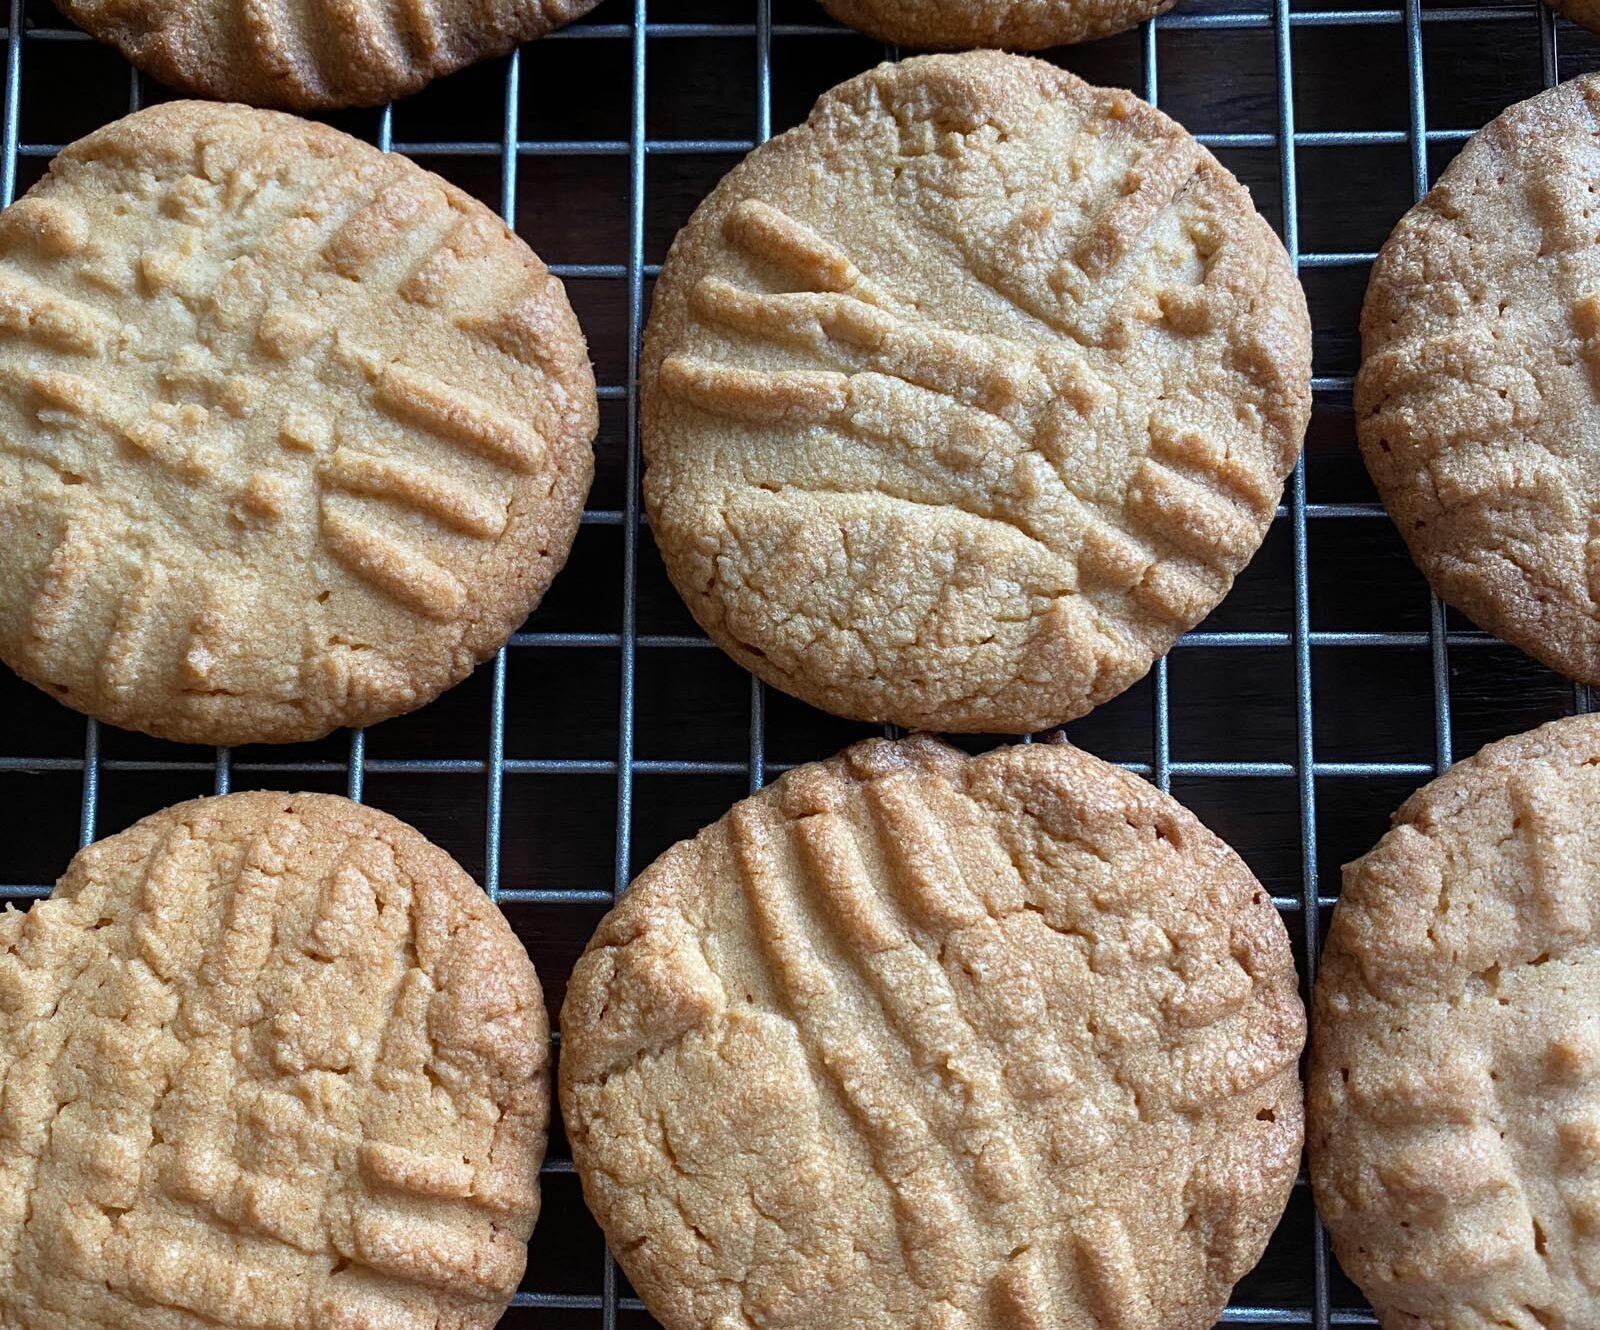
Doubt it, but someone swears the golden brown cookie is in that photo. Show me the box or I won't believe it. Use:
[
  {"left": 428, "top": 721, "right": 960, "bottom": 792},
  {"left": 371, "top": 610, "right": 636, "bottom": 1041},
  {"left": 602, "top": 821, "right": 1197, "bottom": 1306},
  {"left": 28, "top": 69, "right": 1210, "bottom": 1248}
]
[
  {"left": 52, "top": 0, "right": 602, "bottom": 111},
  {"left": 1358, "top": 75, "right": 1600, "bottom": 686},
  {"left": 0, "top": 790, "right": 549, "bottom": 1330},
  {"left": 0, "top": 101, "right": 597, "bottom": 747},
  {"left": 642, "top": 53, "right": 1311, "bottom": 734},
  {"left": 817, "top": 0, "right": 1176, "bottom": 51},
  {"left": 561, "top": 734, "right": 1306, "bottom": 1330},
  {"left": 1309, "top": 715, "right": 1600, "bottom": 1330}
]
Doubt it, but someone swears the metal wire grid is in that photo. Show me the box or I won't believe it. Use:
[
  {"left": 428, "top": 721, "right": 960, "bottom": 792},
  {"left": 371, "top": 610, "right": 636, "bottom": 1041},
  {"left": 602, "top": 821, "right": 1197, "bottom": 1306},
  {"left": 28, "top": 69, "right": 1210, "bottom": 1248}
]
[{"left": 0, "top": 0, "right": 1592, "bottom": 1325}]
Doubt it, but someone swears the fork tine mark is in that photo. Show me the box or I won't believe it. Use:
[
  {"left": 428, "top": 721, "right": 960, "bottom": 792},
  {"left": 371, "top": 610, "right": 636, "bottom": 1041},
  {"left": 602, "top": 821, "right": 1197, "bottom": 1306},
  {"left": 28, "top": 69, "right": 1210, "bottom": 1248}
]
[
  {"left": 25, "top": 518, "right": 100, "bottom": 673},
  {"left": 1146, "top": 418, "right": 1279, "bottom": 515},
  {"left": 321, "top": 447, "right": 506, "bottom": 538},
  {"left": 374, "top": 363, "right": 544, "bottom": 474},
  {"left": 863, "top": 772, "right": 1113, "bottom": 1167},
  {"left": 690, "top": 277, "right": 1056, "bottom": 421},
  {"left": 101, "top": 562, "right": 170, "bottom": 702},
  {"left": 728, "top": 799, "right": 973, "bottom": 1295},
  {"left": 658, "top": 355, "right": 848, "bottom": 425},
  {"left": 0, "top": 269, "right": 118, "bottom": 355},
  {"left": 1123, "top": 457, "right": 1261, "bottom": 565},
  {"left": 1073, "top": 1216, "right": 1155, "bottom": 1330},
  {"left": 1069, "top": 139, "right": 1204, "bottom": 283},
  {"left": 341, "top": 1204, "right": 526, "bottom": 1301},
  {"left": 724, "top": 199, "right": 867, "bottom": 295},
  {"left": 400, "top": 213, "right": 499, "bottom": 307},
  {"left": 325, "top": 178, "right": 451, "bottom": 279},
  {"left": 237, "top": 0, "right": 305, "bottom": 86},
  {"left": 791, "top": 799, "right": 1034, "bottom": 1205},
  {"left": 991, "top": 1244, "right": 1058, "bottom": 1330},
  {"left": 319, "top": 502, "right": 467, "bottom": 619},
  {"left": 359, "top": 1142, "right": 475, "bottom": 1200}
]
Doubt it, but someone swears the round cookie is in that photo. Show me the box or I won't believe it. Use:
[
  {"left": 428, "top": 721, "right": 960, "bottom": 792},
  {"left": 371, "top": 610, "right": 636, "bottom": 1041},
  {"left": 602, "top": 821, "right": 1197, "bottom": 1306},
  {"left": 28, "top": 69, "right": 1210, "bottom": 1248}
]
[
  {"left": 0, "top": 101, "right": 597, "bottom": 747},
  {"left": 817, "top": 0, "right": 1176, "bottom": 51},
  {"left": 1309, "top": 715, "right": 1600, "bottom": 1330},
  {"left": 0, "top": 790, "right": 550, "bottom": 1330},
  {"left": 642, "top": 53, "right": 1311, "bottom": 734},
  {"left": 52, "top": 0, "right": 602, "bottom": 110},
  {"left": 561, "top": 734, "right": 1306, "bottom": 1330},
  {"left": 1357, "top": 75, "right": 1600, "bottom": 685}
]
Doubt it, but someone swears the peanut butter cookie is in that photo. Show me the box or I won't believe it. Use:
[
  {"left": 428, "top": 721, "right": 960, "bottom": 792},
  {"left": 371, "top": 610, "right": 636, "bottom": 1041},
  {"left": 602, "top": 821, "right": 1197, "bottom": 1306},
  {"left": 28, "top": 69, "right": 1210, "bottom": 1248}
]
[
  {"left": 1358, "top": 75, "right": 1600, "bottom": 685},
  {"left": 52, "top": 0, "right": 602, "bottom": 110},
  {"left": 0, "top": 102, "right": 597, "bottom": 746},
  {"left": 818, "top": 0, "right": 1178, "bottom": 51},
  {"left": 642, "top": 53, "right": 1311, "bottom": 733},
  {"left": 562, "top": 734, "right": 1305, "bottom": 1330},
  {"left": 0, "top": 791, "right": 549, "bottom": 1330},
  {"left": 1310, "top": 715, "right": 1600, "bottom": 1330}
]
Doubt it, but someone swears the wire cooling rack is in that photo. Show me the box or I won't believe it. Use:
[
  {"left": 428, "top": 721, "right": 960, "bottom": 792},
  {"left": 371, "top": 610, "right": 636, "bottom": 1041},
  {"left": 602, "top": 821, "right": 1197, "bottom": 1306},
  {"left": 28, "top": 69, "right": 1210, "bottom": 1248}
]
[{"left": 3, "top": 0, "right": 1599, "bottom": 1325}]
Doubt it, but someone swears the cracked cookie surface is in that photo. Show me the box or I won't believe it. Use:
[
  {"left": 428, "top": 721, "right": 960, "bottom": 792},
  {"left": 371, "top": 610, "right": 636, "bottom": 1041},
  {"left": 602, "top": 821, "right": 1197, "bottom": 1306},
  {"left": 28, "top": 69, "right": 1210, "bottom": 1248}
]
[
  {"left": 1357, "top": 75, "right": 1600, "bottom": 685},
  {"left": 0, "top": 790, "right": 549, "bottom": 1330},
  {"left": 0, "top": 101, "right": 597, "bottom": 746},
  {"left": 1309, "top": 714, "right": 1600, "bottom": 1330},
  {"left": 817, "top": 0, "right": 1177, "bottom": 51},
  {"left": 52, "top": 0, "right": 601, "bottom": 109},
  {"left": 561, "top": 734, "right": 1305, "bottom": 1330},
  {"left": 641, "top": 52, "right": 1311, "bottom": 734}
]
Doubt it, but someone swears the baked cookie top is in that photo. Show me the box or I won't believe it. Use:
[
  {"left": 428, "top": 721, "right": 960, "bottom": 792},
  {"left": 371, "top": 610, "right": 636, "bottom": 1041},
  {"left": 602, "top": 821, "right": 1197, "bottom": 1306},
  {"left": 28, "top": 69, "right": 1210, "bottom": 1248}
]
[
  {"left": 561, "top": 735, "right": 1306, "bottom": 1330},
  {"left": 1309, "top": 715, "right": 1600, "bottom": 1330},
  {"left": 52, "top": 0, "right": 602, "bottom": 110},
  {"left": 0, "top": 101, "right": 596, "bottom": 747},
  {"left": 0, "top": 791, "right": 549, "bottom": 1330},
  {"left": 1358, "top": 75, "right": 1600, "bottom": 685},
  {"left": 642, "top": 52, "right": 1311, "bottom": 734},
  {"left": 818, "top": 0, "right": 1178, "bottom": 51}
]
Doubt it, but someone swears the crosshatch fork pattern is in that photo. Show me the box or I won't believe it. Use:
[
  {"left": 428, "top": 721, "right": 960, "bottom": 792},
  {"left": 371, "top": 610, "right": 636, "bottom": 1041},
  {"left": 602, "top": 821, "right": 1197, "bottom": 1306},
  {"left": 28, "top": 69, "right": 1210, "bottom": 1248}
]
[{"left": 1, "top": 0, "right": 1599, "bottom": 1326}]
